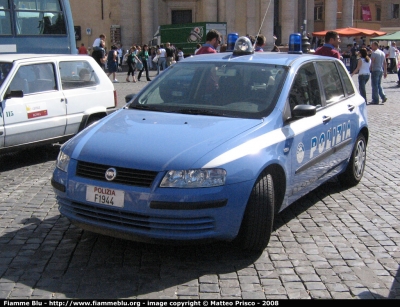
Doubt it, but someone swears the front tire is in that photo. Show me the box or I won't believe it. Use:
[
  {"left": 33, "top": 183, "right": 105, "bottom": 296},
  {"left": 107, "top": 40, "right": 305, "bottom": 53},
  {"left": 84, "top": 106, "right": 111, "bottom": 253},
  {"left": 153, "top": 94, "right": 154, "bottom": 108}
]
[
  {"left": 235, "top": 171, "right": 275, "bottom": 251},
  {"left": 338, "top": 134, "right": 367, "bottom": 187}
]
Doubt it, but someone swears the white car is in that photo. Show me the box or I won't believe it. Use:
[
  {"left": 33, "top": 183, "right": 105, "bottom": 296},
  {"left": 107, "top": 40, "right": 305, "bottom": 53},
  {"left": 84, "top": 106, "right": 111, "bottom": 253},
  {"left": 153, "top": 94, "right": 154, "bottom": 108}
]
[{"left": 0, "top": 54, "right": 117, "bottom": 153}]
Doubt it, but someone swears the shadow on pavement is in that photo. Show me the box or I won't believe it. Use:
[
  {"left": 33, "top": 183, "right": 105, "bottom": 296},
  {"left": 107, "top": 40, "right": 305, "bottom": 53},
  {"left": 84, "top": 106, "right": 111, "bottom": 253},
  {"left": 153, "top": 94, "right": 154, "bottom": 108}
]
[{"left": 0, "top": 145, "right": 60, "bottom": 172}]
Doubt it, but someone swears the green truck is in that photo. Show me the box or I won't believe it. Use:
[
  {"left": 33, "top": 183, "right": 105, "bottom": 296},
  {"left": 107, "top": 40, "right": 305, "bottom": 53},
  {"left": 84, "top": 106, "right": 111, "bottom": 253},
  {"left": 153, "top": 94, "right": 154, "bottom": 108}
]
[{"left": 157, "top": 22, "right": 227, "bottom": 57}]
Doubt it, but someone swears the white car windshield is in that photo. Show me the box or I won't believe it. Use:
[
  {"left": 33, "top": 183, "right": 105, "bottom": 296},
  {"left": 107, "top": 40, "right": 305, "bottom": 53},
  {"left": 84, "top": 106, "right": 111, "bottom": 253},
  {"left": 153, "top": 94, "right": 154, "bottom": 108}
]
[{"left": 129, "top": 62, "right": 287, "bottom": 119}]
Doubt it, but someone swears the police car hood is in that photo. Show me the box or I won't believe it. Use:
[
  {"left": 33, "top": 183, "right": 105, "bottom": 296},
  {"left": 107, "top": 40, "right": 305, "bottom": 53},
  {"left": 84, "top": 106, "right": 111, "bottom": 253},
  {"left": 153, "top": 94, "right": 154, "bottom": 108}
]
[{"left": 68, "top": 109, "right": 263, "bottom": 170}]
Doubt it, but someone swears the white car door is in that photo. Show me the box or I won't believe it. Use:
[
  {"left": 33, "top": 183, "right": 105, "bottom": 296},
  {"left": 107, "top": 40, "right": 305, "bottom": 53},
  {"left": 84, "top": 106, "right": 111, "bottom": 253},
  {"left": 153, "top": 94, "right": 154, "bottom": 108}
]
[
  {"left": 2, "top": 62, "right": 67, "bottom": 147},
  {"left": 58, "top": 59, "right": 115, "bottom": 135}
]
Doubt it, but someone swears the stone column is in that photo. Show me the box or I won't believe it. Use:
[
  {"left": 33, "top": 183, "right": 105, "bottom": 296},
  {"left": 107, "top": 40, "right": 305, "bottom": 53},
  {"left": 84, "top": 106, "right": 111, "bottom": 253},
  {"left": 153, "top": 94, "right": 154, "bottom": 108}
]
[
  {"left": 306, "top": 0, "right": 315, "bottom": 34},
  {"left": 247, "top": 0, "right": 256, "bottom": 38},
  {"left": 218, "top": 0, "right": 226, "bottom": 23},
  {"left": 140, "top": 0, "right": 153, "bottom": 45},
  {"left": 260, "top": 0, "right": 275, "bottom": 50},
  {"left": 225, "top": 0, "right": 236, "bottom": 34},
  {"left": 203, "top": 0, "right": 218, "bottom": 21},
  {"left": 281, "top": 0, "right": 296, "bottom": 45},
  {"left": 324, "top": 0, "right": 338, "bottom": 31},
  {"left": 341, "top": 0, "right": 354, "bottom": 28}
]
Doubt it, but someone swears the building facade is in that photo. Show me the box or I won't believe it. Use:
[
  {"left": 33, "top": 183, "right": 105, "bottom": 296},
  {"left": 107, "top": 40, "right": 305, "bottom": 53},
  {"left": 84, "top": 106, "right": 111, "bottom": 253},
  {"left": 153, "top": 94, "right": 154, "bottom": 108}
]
[{"left": 70, "top": 0, "right": 393, "bottom": 51}]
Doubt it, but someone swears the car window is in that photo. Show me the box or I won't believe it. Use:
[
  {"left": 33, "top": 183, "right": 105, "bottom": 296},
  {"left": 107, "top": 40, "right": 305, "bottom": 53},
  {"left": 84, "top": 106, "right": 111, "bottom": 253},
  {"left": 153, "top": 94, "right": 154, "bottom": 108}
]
[
  {"left": 8, "top": 63, "right": 57, "bottom": 94},
  {"left": 59, "top": 60, "right": 99, "bottom": 90},
  {"left": 288, "top": 62, "right": 321, "bottom": 112},
  {"left": 0, "top": 62, "right": 13, "bottom": 86},
  {"left": 336, "top": 62, "right": 355, "bottom": 96},
  {"left": 315, "top": 61, "right": 345, "bottom": 104},
  {"left": 131, "top": 62, "right": 287, "bottom": 119}
]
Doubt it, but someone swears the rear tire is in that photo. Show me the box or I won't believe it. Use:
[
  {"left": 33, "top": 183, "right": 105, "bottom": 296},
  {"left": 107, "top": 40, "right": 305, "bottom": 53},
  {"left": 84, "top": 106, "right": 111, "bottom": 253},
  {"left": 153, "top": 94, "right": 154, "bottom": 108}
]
[
  {"left": 235, "top": 171, "right": 275, "bottom": 251},
  {"left": 338, "top": 134, "right": 367, "bottom": 187}
]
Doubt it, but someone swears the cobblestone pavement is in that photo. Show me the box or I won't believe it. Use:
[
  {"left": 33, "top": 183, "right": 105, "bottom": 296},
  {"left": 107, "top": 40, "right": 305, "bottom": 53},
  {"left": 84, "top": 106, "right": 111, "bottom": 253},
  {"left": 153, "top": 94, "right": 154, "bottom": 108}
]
[{"left": 0, "top": 68, "right": 399, "bottom": 300}]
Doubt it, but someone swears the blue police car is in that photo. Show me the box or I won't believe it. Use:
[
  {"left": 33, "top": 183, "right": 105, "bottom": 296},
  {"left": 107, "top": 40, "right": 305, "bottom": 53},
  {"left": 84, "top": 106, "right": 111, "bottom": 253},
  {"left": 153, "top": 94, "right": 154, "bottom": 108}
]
[{"left": 51, "top": 37, "right": 368, "bottom": 251}]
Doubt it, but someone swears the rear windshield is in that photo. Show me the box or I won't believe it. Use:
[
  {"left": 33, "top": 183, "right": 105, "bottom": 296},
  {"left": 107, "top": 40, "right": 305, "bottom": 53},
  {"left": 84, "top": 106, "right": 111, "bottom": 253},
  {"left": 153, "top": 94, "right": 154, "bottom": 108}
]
[{"left": 129, "top": 62, "right": 287, "bottom": 119}]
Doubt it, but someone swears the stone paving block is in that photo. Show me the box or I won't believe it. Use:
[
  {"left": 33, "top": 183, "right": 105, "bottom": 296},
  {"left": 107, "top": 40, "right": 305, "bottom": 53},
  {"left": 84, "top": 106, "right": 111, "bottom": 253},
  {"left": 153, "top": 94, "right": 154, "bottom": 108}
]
[
  {"left": 199, "top": 283, "right": 220, "bottom": 293},
  {"left": 242, "top": 291, "right": 266, "bottom": 299}
]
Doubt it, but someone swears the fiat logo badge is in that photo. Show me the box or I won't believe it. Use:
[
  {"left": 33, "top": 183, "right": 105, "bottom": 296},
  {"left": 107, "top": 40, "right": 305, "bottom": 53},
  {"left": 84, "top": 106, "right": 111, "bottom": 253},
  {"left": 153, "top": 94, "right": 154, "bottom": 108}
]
[{"left": 105, "top": 168, "right": 117, "bottom": 181}]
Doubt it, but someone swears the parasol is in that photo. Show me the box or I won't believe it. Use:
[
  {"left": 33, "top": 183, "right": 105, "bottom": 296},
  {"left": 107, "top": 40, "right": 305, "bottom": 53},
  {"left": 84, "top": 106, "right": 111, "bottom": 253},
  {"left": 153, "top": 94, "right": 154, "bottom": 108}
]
[
  {"left": 370, "top": 31, "right": 400, "bottom": 41},
  {"left": 312, "top": 27, "right": 387, "bottom": 37}
]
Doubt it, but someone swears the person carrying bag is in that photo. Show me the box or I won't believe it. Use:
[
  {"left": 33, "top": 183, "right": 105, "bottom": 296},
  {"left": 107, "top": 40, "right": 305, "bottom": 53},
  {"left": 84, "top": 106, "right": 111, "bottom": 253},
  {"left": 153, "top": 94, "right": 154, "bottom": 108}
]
[{"left": 137, "top": 44, "right": 151, "bottom": 82}]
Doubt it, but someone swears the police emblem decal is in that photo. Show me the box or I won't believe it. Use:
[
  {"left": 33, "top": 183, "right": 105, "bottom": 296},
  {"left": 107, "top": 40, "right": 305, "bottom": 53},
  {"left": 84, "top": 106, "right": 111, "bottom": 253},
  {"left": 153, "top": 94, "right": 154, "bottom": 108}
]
[{"left": 296, "top": 143, "right": 305, "bottom": 164}]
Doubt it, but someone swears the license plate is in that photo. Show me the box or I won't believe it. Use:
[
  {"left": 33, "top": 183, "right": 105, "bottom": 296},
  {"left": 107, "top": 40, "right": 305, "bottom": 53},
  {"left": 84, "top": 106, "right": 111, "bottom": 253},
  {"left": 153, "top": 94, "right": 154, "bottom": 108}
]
[{"left": 86, "top": 185, "right": 124, "bottom": 208}]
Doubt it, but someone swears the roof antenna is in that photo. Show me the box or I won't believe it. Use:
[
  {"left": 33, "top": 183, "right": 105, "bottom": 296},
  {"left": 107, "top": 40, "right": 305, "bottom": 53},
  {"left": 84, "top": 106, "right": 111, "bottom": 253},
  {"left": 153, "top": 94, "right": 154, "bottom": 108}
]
[{"left": 254, "top": 0, "right": 273, "bottom": 49}]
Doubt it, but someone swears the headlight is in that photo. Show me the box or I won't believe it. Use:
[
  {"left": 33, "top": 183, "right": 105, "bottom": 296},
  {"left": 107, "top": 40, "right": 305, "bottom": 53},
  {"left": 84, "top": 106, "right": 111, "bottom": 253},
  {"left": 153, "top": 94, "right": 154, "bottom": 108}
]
[
  {"left": 160, "top": 169, "right": 226, "bottom": 188},
  {"left": 56, "top": 151, "right": 70, "bottom": 172}
]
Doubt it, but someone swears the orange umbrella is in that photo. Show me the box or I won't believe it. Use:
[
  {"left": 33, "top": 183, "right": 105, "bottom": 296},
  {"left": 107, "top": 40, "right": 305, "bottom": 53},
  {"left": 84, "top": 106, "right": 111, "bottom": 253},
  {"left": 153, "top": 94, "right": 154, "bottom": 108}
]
[{"left": 312, "top": 27, "right": 387, "bottom": 37}]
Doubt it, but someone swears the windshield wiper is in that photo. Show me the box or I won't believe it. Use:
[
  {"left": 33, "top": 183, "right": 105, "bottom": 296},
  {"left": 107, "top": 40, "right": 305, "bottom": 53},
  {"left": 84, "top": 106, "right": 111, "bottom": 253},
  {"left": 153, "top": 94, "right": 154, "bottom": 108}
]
[
  {"left": 129, "top": 104, "right": 163, "bottom": 111},
  {"left": 177, "top": 109, "right": 228, "bottom": 117}
]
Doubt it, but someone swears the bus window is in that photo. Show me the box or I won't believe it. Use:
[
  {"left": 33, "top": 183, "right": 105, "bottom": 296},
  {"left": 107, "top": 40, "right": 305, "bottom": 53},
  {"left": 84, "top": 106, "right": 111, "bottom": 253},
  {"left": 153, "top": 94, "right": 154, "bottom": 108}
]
[
  {"left": 0, "top": 0, "right": 12, "bottom": 35},
  {"left": 14, "top": 0, "right": 66, "bottom": 35},
  {"left": 0, "top": 0, "right": 76, "bottom": 54}
]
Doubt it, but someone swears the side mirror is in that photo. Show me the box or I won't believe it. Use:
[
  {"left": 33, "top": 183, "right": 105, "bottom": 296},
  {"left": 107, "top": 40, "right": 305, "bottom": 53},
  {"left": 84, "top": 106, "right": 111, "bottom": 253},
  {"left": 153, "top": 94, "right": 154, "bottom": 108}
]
[
  {"left": 125, "top": 93, "right": 135, "bottom": 103},
  {"left": 4, "top": 90, "right": 24, "bottom": 99},
  {"left": 292, "top": 104, "right": 316, "bottom": 118}
]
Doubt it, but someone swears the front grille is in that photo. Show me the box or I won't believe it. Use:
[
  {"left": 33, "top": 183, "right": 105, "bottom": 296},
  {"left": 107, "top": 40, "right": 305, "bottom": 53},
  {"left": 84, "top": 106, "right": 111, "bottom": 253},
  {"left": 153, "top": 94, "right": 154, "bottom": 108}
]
[
  {"left": 76, "top": 161, "right": 158, "bottom": 187},
  {"left": 59, "top": 200, "right": 215, "bottom": 235}
]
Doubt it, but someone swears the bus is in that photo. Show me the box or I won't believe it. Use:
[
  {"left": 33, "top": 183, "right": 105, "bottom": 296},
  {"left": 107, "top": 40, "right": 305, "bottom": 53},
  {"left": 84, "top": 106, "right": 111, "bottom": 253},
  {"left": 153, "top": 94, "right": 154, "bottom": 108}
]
[{"left": 0, "top": 0, "right": 76, "bottom": 54}]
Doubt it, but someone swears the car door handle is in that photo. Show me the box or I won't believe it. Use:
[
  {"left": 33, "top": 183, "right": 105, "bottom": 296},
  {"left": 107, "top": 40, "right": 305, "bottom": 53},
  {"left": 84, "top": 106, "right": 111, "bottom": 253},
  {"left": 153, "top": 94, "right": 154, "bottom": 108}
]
[
  {"left": 322, "top": 116, "right": 331, "bottom": 123},
  {"left": 348, "top": 104, "right": 355, "bottom": 111}
]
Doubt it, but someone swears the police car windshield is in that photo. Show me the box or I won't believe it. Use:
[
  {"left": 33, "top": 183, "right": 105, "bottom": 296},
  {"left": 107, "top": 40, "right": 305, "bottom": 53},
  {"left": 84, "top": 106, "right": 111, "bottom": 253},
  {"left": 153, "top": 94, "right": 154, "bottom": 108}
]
[{"left": 129, "top": 62, "right": 287, "bottom": 119}]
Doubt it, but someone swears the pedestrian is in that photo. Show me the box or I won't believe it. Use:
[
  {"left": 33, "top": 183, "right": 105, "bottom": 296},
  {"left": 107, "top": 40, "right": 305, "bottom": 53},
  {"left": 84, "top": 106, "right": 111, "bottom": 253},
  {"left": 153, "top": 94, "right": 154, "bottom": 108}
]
[
  {"left": 92, "top": 39, "right": 106, "bottom": 70},
  {"left": 254, "top": 35, "right": 266, "bottom": 52},
  {"left": 370, "top": 41, "right": 388, "bottom": 104},
  {"left": 126, "top": 46, "right": 141, "bottom": 83},
  {"left": 117, "top": 44, "right": 124, "bottom": 69},
  {"left": 137, "top": 44, "right": 151, "bottom": 82},
  {"left": 271, "top": 45, "right": 280, "bottom": 52},
  {"left": 351, "top": 48, "right": 371, "bottom": 103},
  {"left": 195, "top": 29, "right": 221, "bottom": 55},
  {"left": 92, "top": 34, "right": 106, "bottom": 50},
  {"left": 106, "top": 45, "right": 119, "bottom": 83},
  {"left": 194, "top": 43, "right": 201, "bottom": 55},
  {"left": 350, "top": 42, "right": 359, "bottom": 73},
  {"left": 157, "top": 44, "right": 167, "bottom": 75},
  {"left": 177, "top": 48, "right": 184, "bottom": 61},
  {"left": 314, "top": 31, "right": 341, "bottom": 59},
  {"left": 78, "top": 43, "right": 88, "bottom": 55},
  {"left": 165, "top": 42, "right": 175, "bottom": 67},
  {"left": 388, "top": 42, "right": 399, "bottom": 73}
]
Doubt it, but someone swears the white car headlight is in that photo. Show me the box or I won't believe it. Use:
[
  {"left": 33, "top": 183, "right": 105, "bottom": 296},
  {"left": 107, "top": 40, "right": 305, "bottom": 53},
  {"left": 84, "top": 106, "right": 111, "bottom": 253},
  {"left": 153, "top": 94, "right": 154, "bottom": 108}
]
[
  {"left": 160, "top": 169, "right": 226, "bottom": 188},
  {"left": 56, "top": 151, "right": 70, "bottom": 172}
]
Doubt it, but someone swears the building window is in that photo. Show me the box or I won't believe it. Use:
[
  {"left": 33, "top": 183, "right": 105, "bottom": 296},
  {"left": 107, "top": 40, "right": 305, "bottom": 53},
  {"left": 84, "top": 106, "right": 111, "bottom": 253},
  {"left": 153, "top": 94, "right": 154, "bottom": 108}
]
[
  {"left": 392, "top": 4, "right": 400, "bottom": 19},
  {"left": 172, "top": 10, "right": 192, "bottom": 24},
  {"left": 314, "top": 4, "right": 323, "bottom": 21},
  {"left": 376, "top": 7, "right": 381, "bottom": 21}
]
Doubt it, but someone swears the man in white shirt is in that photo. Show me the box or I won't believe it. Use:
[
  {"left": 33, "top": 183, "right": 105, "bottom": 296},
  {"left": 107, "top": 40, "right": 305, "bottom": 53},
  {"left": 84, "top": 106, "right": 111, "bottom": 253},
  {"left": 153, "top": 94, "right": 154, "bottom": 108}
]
[
  {"left": 157, "top": 44, "right": 167, "bottom": 75},
  {"left": 388, "top": 42, "right": 399, "bottom": 73},
  {"left": 93, "top": 34, "right": 106, "bottom": 49},
  {"left": 370, "top": 41, "right": 388, "bottom": 104}
]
